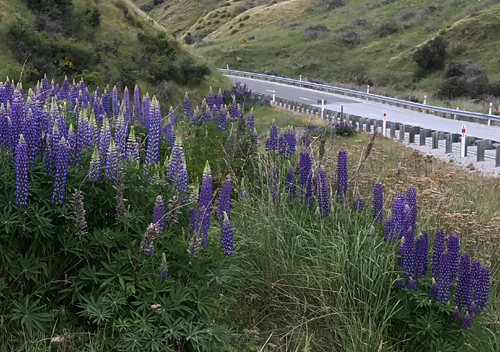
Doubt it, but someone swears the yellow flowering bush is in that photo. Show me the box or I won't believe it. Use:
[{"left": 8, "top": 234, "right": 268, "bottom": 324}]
[
  {"left": 239, "top": 38, "right": 247, "bottom": 44},
  {"left": 236, "top": 57, "right": 242, "bottom": 62},
  {"left": 198, "top": 17, "right": 205, "bottom": 23}
]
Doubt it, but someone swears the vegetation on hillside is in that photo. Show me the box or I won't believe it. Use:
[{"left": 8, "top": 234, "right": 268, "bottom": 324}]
[
  {"left": 145, "top": 0, "right": 500, "bottom": 104},
  {"left": 0, "top": 0, "right": 221, "bottom": 105}
]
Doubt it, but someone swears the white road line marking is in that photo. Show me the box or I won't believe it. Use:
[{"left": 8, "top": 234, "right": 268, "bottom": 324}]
[
  {"left": 265, "top": 89, "right": 274, "bottom": 92},
  {"left": 370, "top": 113, "right": 379, "bottom": 117},
  {"left": 299, "top": 97, "right": 313, "bottom": 101}
]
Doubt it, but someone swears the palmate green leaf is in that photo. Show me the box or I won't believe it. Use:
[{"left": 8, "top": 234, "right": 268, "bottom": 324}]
[
  {"left": 193, "top": 287, "right": 217, "bottom": 317},
  {"left": 16, "top": 253, "right": 45, "bottom": 283},
  {"left": 11, "top": 296, "right": 53, "bottom": 337},
  {"left": 164, "top": 284, "right": 194, "bottom": 314},
  {"left": 104, "top": 290, "right": 128, "bottom": 313},
  {"left": 160, "top": 315, "right": 187, "bottom": 341},
  {"left": 76, "top": 295, "right": 114, "bottom": 325},
  {"left": 0, "top": 206, "right": 19, "bottom": 234}
]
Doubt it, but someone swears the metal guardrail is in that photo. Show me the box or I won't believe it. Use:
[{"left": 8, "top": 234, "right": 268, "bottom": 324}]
[{"left": 219, "top": 68, "right": 500, "bottom": 123}]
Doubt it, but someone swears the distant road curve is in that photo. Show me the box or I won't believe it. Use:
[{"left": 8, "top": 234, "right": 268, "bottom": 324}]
[{"left": 226, "top": 75, "right": 500, "bottom": 142}]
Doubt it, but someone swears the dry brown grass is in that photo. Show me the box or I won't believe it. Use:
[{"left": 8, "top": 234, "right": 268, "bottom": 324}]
[{"left": 311, "top": 132, "right": 500, "bottom": 259}]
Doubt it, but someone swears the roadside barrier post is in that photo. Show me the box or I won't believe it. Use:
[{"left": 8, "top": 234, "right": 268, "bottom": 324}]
[{"left": 461, "top": 125, "right": 466, "bottom": 158}]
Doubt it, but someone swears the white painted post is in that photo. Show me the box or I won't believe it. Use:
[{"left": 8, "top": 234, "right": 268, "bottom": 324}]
[
  {"left": 321, "top": 99, "right": 325, "bottom": 119},
  {"left": 461, "top": 124, "right": 466, "bottom": 158},
  {"left": 454, "top": 107, "right": 458, "bottom": 120},
  {"left": 367, "top": 85, "right": 370, "bottom": 94},
  {"left": 227, "top": 65, "right": 229, "bottom": 70},
  {"left": 272, "top": 90, "right": 275, "bottom": 104},
  {"left": 488, "top": 103, "right": 492, "bottom": 126},
  {"left": 382, "top": 111, "right": 387, "bottom": 137},
  {"left": 423, "top": 95, "right": 427, "bottom": 105},
  {"left": 300, "top": 75, "right": 302, "bottom": 87}
]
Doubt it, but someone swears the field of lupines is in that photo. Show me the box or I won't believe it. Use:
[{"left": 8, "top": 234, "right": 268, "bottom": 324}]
[{"left": 0, "top": 76, "right": 497, "bottom": 351}]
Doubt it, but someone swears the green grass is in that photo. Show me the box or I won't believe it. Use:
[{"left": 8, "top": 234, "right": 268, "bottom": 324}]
[{"left": 252, "top": 105, "right": 329, "bottom": 132}]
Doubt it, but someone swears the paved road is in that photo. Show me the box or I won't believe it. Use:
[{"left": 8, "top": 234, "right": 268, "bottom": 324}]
[{"left": 228, "top": 75, "right": 500, "bottom": 142}]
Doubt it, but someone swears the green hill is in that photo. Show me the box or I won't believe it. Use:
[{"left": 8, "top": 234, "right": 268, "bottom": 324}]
[
  {"left": 0, "top": 0, "right": 229, "bottom": 105},
  {"left": 140, "top": 0, "right": 500, "bottom": 104}
]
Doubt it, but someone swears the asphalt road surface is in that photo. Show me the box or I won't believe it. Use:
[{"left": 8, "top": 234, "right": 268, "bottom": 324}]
[{"left": 228, "top": 75, "right": 500, "bottom": 142}]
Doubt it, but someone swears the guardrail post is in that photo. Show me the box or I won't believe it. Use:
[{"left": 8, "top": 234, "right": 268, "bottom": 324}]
[
  {"left": 409, "top": 126, "right": 416, "bottom": 143},
  {"left": 382, "top": 116, "right": 387, "bottom": 137},
  {"left": 477, "top": 140, "right": 485, "bottom": 162},
  {"left": 445, "top": 134, "right": 452, "bottom": 154},
  {"left": 423, "top": 95, "right": 427, "bottom": 105},
  {"left": 419, "top": 129, "right": 426, "bottom": 146},
  {"left": 367, "top": 85, "right": 370, "bottom": 94},
  {"left": 321, "top": 99, "right": 325, "bottom": 119},
  {"left": 399, "top": 125, "right": 406, "bottom": 141},
  {"left": 496, "top": 146, "right": 500, "bottom": 167},
  {"left": 272, "top": 91, "right": 276, "bottom": 104},
  {"left": 227, "top": 65, "right": 229, "bottom": 70},
  {"left": 366, "top": 120, "right": 372, "bottom": 133},
  {"left": 390, "top": 122, "right": 396, "bottom": 139},
  {"left": 432, "top": 131, "right": 439, "bottom": 149},
  {"left": 454, "top": 107, "right": 458, "bottom": 119},
  {"left": 488, "top": 103, "right": 492, "bottom": 126},
  {"left": 359, "top": 118, "right": 365, "bottom": 133}
]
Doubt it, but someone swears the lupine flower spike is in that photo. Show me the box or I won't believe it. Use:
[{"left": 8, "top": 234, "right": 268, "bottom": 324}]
[{"left": 221, "top": 212, "right": 234, "bottom": 256}]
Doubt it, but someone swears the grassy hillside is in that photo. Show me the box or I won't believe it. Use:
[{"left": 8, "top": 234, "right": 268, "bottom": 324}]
[
  {"left": 142, "top": 0, "right": 500, "bottom": 103},
  {"left": 0, "top": 0, "right": 230, "bottom": 106}
]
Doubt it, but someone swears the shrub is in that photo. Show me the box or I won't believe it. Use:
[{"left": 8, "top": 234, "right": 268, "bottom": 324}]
[
  {"left": 184, "top": 32, "right": 195, "bottom": 45},
  {"left": 338, "top": 25, "right": 361, "bottom": 44},
  {"left": 234, "top": 4, "right": 248, "bottom": 15},
  {"left": 139, "top": 2, "right": 154, "bottom": 12},
  {"left": 397, "top": 8, "right": 416, "bottom": 21},
  {"left": 155, "top": 80, "right": 178, "bottom": 101},
  {"left": 318, "top": 0, "right": 346, "bottom": 10},
  {"left": 373, "top": 21, "right": 399, "bottom": 37},
  {"left": 153, "top": 0, "right": 164, "bottom": 4},
  {"left": 351, "top": 17, "right": 369, "bottom": 26},
  {"left": 302, "top": 24, "right": 328, "bottom": 40},
  {"left": 179, "top": 58, "right": 211, "bottom": 86},
  {"left": 412, "top": 36, "right": 447, "bottom": 73}
]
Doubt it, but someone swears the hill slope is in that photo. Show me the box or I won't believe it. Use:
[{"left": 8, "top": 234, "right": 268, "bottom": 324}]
[
  {"left": 0, "top": 0, "right": 229, "bottom": 105},
  {"left": 142, "top": 0, "right": 500, "bottom": 99}
]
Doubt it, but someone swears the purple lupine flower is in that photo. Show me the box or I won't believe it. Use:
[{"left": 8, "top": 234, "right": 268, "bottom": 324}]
[
  {"left": 153, "top": 195, "right": 165, "bottom": 234},
  {"left": 183, "top": 92, "right": 193, "bottom": 117},
  {"left": 67, "top": 125, "right": 77, "bottom": 165},
  {"left": 373, "top": 183, "right": 383, "bottom": 224},
  {"left": 470, "top": 259, "right": 481, "bottom": 302},
  {"left": 0, "top": 104, "right": 11, "bottom": 148},
  {"left": 461, "top": 312, "right": 472, "bottom": 329},
  {"left": 285, "top": 128, "right": 296, "bottom": 155},
  {"left": 384, "top": 213, "right": 392, "bottom": 241},
  {"left": 229, "top": 97, "right": 238, "bottom": 121},
  {"left": 305, "top": 174, "right": 313, "bottom": 208},
  {"left": 406, "top": 185, "right": 417, "bottom": 230},
  {"left": 217, "top": 175, "right": 232, "bottom": 220},
  {"left": 215, "top": 88, "right": 223, "bottom": 111},
  {"left": 336, "top": 147, "right": 348, "bottom": 201},
  {"left": 407, "top": 277, "right": 417, "bottom": 289},
  {"left": 394, "top": 278, "right": 404, "bottom": 289},
  {"left": 479, "top": 266, "right": 491, "bottom": 311},
  {"left": 157, "top": 253, "right": 168, "bottom": 279},
  {"left": 105, "top": 138, "right": 118, "bottom": 180},
  {"left": 102, "top": 85, "right": 110, "bottom": 116},
  {"left": 353, "top": 194, "right": 363, "bottom": 212},
  {"left": 169, "top": 139, "right": 188, "bottom": 201},
  {"left": 390, "top": 193, "right": 405, "bottom": 241},
  {"left": 112, "top": 85, "right": 119, "bottom": 117},
  {"left": 269, "top": 120, "right": 278, "bottom": 150},
  {"left": 448, "top": 233, "right": 460, "bottom": 281},
  {"left": 239, "top": 178, "right": 247, "bottom": 200},
  {"left": 14, "top": 134, "right": 29, "bottom": 206},
  {"left": 299, "top": 149, "right": 311, "bottom": 204},
  {"left": 269, "top": 166, "right": 279, "bottom": 204},
  {"left": 197, "top": 161, "right": 213, "bottom": 246},
  {"left": 61, "top": 76, "right": 70, "bottom": 100},
  {"left": 429, "top": 277, "right": 438, "bottom": 298},
  {"left": 278, "top": 134, "right": 288, "bottom": 158},
  {"left": 247, "top": 107, "right": 254, "bottom": 132},
  {"left": 88, "top": 148, "right": 100, "bottom": 181},
  {"left": 432, "top": 228, "right": 445, "bottom": 279},
  {"left": 126, "top": 128, "right": 139, "bottom": 162},
  {"left": 221, "top": 212, "right": 234, "bottom": 256},
  {"left": 201, "top": 100, "right": 211, "bottom": 121},
  {"left": 142, "top": 93, "right": 150, "bottom": 129},
  {"left": 317, "top": 166, "right": 329, "bottom": 217},
  {"left": 123, "top": 87, "right": 130, "bottom": 122},
  {"left": 51, "top": 136, "right": 69, "bottom": 205},
  {"left": 133, "top": 85, "right": 140, "bottom": 124},
  {"left": 165, "top": 121, "right": 176, "bottom": 149},
  {"left": 455, "top": 252, "right": 471, "bottom": 307},
  {"left": 415, "top": 232, "right": 428, "bottom": 279},
  {"left": 217, "top": 107, "right": 227, "bottom": 130},
  {"left": 168, "top": 106, "right": 175, "bottom": 124},
  {"left": 207, "top": 87, "right": 215, "bottom": 108},
  {"left": 402, "top": 228, "right": 415, "bottom": 280},
  {"left": 145, "top": 97, "right": 161, "bottom": 165},
  {"left": 285, "top": 165, "right": 296, "bottom": 197},
  {"left": 437, "top": 251, "right": 451, "bottom": 306},
  {"left": 452, "top": 306, "right": 461, "bottom": 319},
  {"left": 188, "top": 207, "right": 197, "bottom": 233},
  {"left": 468, "top": 300, "right": 478, "bottom": 315}
]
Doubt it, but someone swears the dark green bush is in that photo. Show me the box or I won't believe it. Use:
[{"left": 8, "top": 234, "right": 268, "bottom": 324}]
[
  {"left": 179, "top": 59, "right": 211, "bottom": 86},
  {"left": 373, "top": 21, "right": 399, "bottom": 37},
  {"left": 413, "top": 36, "right": 447, "bottom": 73}
]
